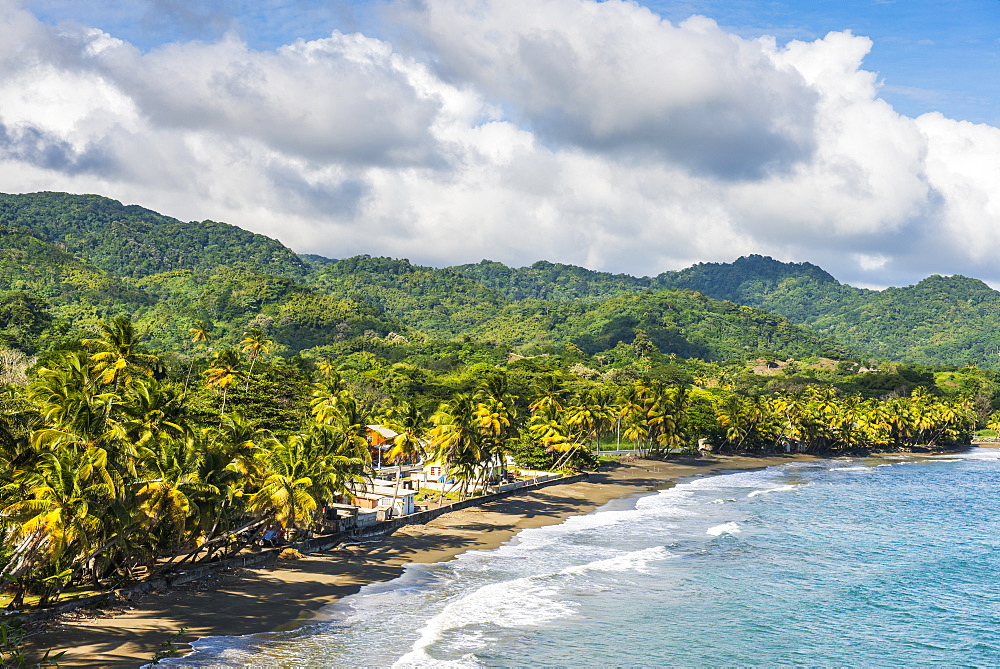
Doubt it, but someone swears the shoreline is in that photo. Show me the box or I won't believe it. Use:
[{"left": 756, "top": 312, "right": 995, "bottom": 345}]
[{"left": 26, "top": 452, "right": 870, "bottom": 666}]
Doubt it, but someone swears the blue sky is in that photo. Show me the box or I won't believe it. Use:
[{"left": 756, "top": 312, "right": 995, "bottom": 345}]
[
  {"left": 3, "top": 0, "right": 1000, "bottom": 288},
  {"left": 647, "top": 0, "right": 1000, "bottom": 125},
  {"left": 26, "top": 0, "right": 1000, "bottom": 125}
]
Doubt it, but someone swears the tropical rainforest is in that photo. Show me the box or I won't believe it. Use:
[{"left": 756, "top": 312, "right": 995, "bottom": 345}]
[{"left": 1, "top": 191, "right": 996, "bottom": 611}]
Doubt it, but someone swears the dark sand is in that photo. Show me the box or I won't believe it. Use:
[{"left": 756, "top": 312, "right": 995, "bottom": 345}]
[{"left": 30, "top": 454, "right": 823, "bottom": 667}]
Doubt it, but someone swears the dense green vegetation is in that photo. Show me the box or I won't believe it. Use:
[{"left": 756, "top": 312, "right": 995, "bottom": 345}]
[
  {"left": 453, "top": 259, "right": 657, "bottom": 302},
  {"left": 306, "top": 255, "right": 506, "bottom": 337},
  {"left": 3, "top": 191, "right": 999, "bottom": 615},
  {"left": 0, "top": 192, "right": 308, "bottom": 279},
  {"left": 457, "top": 253, "right": 1000, "bottom": 368},
  {"left": 0, "top": 219, "right": 844, "bottom": 364},
  {"left": 468, "top": 290, "right": 848, "bottom": 360},
  {"left": 657, "top": 255, "right": 1000, "bottom": 367},
  {"left": 0, "top": 317, "right": 985, "bottom": 612}
]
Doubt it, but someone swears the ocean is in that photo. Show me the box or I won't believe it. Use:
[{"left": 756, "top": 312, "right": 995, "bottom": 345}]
[{"left": 170, "top": 447, "right": 1000, "bottom": 667}]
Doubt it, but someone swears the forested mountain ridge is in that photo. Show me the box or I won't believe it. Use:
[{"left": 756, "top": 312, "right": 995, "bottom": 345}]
[
  {"left": 0, "top": 194, "right": 849, "bottom": 365},
  {"left": 7, "top": 190, "right": 1000, "bottom": 367},
  {"left": 0, "top": 225, "right": 152, "bottom": 315},
  {"left": 449, "top": 254, "right": 841, "bottom": 307},
  {"left": 136, "top": 265, "right": 409, "bottom": 352},
  {"left": 0, "top": 223, "right": 406, "bottom": 355},
  {"left": 451, "top": 259, "right": 656, "bottom": 302},
  {"left": 454, "top": 253, "right": 1000, "bottom": 367},
  {"left": 656, "top": 254, "right": 856, "bottom": 323},
  {"left": 657, "top": 256, "right": 1000, "bottom": 366},
  {"left": 468, "top": 289, "right": 849, "bottom": 362},
  {"left": 0, "top": 191, "right": 309, "bottom": 279},
  {"left": 306, "top": 255, "right": 508, "bottom": 337},
  {"left": 302, "top": 255, "right": 846, "bottom": 361}
]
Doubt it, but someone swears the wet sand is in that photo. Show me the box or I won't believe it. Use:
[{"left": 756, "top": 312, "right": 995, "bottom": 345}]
[{"left": 30, "top": 453, "right": 822, "bottom": 667}]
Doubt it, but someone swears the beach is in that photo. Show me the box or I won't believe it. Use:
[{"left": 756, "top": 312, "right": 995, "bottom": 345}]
[{"left": 29, "top": 453, "right": 821, "bottom": 667}]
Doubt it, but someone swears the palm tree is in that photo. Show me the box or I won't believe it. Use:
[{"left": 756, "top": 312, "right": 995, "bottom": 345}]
[
  {"left": 28, "top": 351, "right": 104, "bottom": 434},
  {"left": 565, "top": 389, "right": 615, "bottom": 454},
  {"left": 617, "top": 383, "right": 648, "bottom": 453},
  {"left": 298, "top": 423, "right": 369, "bottom": 522},
  {"left": 428, "top": 394, "right": 482, "bottom": 501},
  {"left": 527, "top": 413, "right": 587, "bottom": 470},
  {"left": 0, "top": 448, "right": 114, "bottom": 606},
  {"left": 310, "top": 382, "right": 365, "bottom": 429},
  {"left": 122, "top": 380, "right": 186, "bottom": 453},
  {"left": 82, "top": 317, "right": 160, "bottom": 388},
  {"left": 134, "top": 437, "right": 214, "bottom": 553},
  {"left": 248, "top": 437, "right": 317, "bottom": 540},
  {"left": 182, "top": 320, "right": 212, "bottom": 401},
  {"left": 317, "top": 358, "right": 335, "bottom": 378},
  {"left": 529, "top": 377, "right": 565, "bottom": 420},
  {"left": 650, "top": 385, "right": 691, "bottom": 454},
  {"left": 240, "top": 328, "right": 274, "bottom": 391},
  {"left": 204, "top": 349, "right": 243, "bottom": 421},
  {"left": 472, "top": 396, "right": 514, "bottom": 491},
  {"left": 715, "top": 394, "right": 775, "bottom": 452},
  {"left": 382, "top": 402, "right": 428, "bottom": 515}
]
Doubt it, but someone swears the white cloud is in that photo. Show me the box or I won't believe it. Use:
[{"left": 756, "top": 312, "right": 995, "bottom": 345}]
[
  {"left": 0, "top": 0, "right": 998, "bottom": 288},
  {"left": 393, "top": 0, "right": 818, "bottom": 179},
  {"left": 916, "top": 113, "right": 1000, "bottom": 263}
]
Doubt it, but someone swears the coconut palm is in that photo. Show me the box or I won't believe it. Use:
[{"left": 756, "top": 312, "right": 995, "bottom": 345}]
[
  {"left": 298, "top": 424, "right": 369, "bottom": 515},
  {"left": 527, "top": 413, "right": 587, "bottom": 470},
  {"left": 317, "top": 358, "right": 335, "bottom": 378},
  {"left": 82, "top": 317, "right": 160, "bottom": 388},
  {"left": 134, "top": 436, "right": 214, "bottom": 552},
  {"left": 617, "top": 383, "right": 648, "bottom": 453},
  {"left": 565, "top": 389, "right": 615, "bottom": 454},
  {"left": 654, "top": 385, "right": 692, "bottom": 453},
  {"left": 248, "top": 437, "right": 317, "bottom": 539},
  {"left": 0, "top": 448, "right": 114, "bottom": 605},
  {"left": 182, "top": 320, "right": 212, "bottom": 400},
  {"left": 28, "top": 351, "right": 105, "bottom": 434},
  {"left": 428, "top": 394, "right": 482, "bottom": 500},
  {"left": 310, "top": 384, "right": 365, "bottom": 428},
  {"left": 204, "top": 349, "right": 243, "bottom": 420},
  {"left": 375, "top": 402, "right": 427, "bottom": 515},
  {"left": 528, "top": 377, "right": 565, "bottom": 420},
  {"left": 240, "top": 328, "right": 274, "bottom": 390}
]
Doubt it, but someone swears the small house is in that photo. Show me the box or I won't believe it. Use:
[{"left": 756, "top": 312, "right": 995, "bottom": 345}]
[
  {"left": 349, "top": 482, "right": 417, "bottom": 519},
  {"left": 365, "top": 424, "right": 400, "bottom": 468}
]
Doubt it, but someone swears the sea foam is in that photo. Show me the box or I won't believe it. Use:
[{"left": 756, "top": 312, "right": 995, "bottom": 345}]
[{"left": 706, "top": 521, "right": 741, "bottom": 536}]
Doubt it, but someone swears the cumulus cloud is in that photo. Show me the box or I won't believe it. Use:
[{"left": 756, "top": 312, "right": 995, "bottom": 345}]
[
  {"left": 394, "top": 0, "right": 818, "bottom": 179},
  {"left": 0, "top": 0, "right": 998, "bottom": 288}
]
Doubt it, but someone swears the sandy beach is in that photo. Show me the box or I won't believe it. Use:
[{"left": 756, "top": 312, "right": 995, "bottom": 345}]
[{"left": 29, "top": 453, "right": 823, "bottom": 667}]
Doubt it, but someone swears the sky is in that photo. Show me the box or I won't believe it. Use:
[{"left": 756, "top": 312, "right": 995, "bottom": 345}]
[{"left": 3, "top": 0, "right": 1000, "bottom": 289}]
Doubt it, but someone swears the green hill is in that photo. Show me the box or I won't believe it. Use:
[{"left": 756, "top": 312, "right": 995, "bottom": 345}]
[
  {"left": 0, "top": 223, "right": 404, "bottom": 356},
  {"left": 0, "top": 191, "right": 309, "bottom": 279},
  {"left": 15, "top": 189, "right": 1000, "bottom": 368},
  {"left": 657, "top": 255, "right": 1000, "bottom": 367},
  {"left": 451, "top": 259, "right": 654, "bottom": 302},
  {"left": 137, "top": 265, "right": 407, "bottom": 353},
  {"left": 308, "top": 256, "right": 846, "bottom": 361},
  {"left": 307, "top": 255, "right": 508, "bottom": 337},
  {"left": 469, "top": 289, "right": 849, "bottom": 362},
  {"left": 0, "top": 225, "right": 152, "bottom": 316}
]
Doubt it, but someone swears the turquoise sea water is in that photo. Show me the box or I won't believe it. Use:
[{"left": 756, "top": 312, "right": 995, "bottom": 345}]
[{"left": 173, "top": 448, "right": 1000, "bottom": 667}]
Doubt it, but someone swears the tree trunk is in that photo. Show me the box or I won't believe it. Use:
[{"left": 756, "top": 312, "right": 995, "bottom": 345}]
[
  {"left": 245, "top": 355, "right": 257, "bottom": 391},
  {"left": 181, "top": 358, "right": 195, "bottom": 402},
  {"left": 219, "top": 386, "right": 229, "bottom": 426}
]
